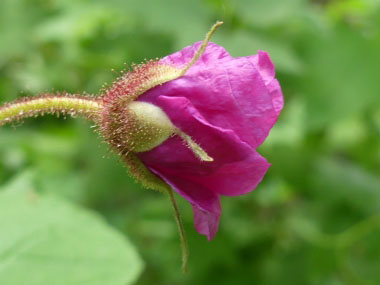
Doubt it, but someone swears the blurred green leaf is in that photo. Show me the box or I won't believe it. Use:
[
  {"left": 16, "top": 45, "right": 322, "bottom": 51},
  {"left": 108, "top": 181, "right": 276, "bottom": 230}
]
[
  {"left": 235, "top": 0, "right": 308, "bottom": 28},
  {"left": 0, "top": 172, "right": 143, "bottom": 285},
  {"left": 300, "top": 24, "right": 380, "bottom": 129},
  {"left": 312, "top": 157, "right": 380, "bottom": 213}
]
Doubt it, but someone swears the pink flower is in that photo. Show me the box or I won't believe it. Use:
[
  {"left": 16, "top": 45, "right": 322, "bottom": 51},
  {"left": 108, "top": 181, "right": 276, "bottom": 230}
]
[
  {"left": 0, "top": 23, "right": 283, "bottom": 271},
  {"left": 135, "top": 42, "right": 284, "bottom": 240},
  {"left": 0, "top": 22, "right": 283, "bottom": 245}
]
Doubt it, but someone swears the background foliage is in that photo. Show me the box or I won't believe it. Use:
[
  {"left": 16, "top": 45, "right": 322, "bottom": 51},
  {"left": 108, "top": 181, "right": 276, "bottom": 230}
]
[{"left": 1, "top": 0, "right": 380, "bottom": 284}]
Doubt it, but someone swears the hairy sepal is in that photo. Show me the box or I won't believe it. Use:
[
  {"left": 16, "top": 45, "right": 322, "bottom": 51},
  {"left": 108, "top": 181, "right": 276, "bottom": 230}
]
[{"left": 100, "top": 61, "right": 181, "bottom": 191}]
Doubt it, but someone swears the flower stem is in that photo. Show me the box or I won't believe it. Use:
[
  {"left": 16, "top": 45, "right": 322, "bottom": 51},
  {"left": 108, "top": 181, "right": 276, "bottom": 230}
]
[
  {"left": 0, "top": 94, "right": 103, "bottom": 127},
  {"left": 167, "top": 187, "right": 189, "bottom": 273}
]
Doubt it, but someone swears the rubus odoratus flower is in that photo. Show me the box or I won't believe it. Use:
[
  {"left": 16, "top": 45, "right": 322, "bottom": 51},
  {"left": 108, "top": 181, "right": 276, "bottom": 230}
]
[{"left": 0, "top": 22, "right": 283, "bottom": 271}]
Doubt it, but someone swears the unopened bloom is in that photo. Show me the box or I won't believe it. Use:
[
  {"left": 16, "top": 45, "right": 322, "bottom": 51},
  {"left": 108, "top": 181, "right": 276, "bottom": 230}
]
[
  {"left": 135, "top": 43, "right": 283, "bottom": 240},
  {"left": 0, "top": 23, "right": 283, "bottom": 270},
  {"left": 100, "top": 22, "right": 283, "bottom": 241}
]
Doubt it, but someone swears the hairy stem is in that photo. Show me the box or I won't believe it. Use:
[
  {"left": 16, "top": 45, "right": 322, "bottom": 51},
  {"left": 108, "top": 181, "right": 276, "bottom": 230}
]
[{"left": 0, "top": 94, "right": 103, "bottom": 126}]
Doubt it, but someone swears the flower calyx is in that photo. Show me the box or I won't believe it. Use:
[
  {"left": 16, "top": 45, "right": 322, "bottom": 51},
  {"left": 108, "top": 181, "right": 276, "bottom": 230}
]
[{"left": 100, "top": 22, "right": 223, "bottom": 161}]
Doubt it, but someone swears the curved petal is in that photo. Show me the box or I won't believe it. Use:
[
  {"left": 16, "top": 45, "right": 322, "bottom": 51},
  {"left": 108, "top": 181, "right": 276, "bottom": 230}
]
[
  {"left": 161, "top": 41, "right": 232, "bottom": 67},
  {"left": 268, "top": 78, "right": 284, "bottom": 115},
  {"left": 148, "top": 166, "right": 221, "bottom": 241},
  {"left": 140, "top": 42, "right": 282, "bottom": 148},
  {"left": 192, "top": 205, "right": 220, "bottom": 241},
  {"left": 138, "top": 96, "right": 270, "bottom": 239},
  {"left": 247, "top": 51, "right": 284, "bottom": 115},
  {"left": 247, "top": 50, "right": 275, "bottom": 86}
]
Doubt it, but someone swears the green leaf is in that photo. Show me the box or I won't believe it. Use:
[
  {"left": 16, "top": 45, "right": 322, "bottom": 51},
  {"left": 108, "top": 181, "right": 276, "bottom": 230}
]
[{"left": 0, "top": 172, "right": 143, "bottom": 285}]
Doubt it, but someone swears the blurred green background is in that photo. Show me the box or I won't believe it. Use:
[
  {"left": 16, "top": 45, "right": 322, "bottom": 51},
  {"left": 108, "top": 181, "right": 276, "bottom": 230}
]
[{"left": 1, "top": 0, "right": 380, "bottom": 284}]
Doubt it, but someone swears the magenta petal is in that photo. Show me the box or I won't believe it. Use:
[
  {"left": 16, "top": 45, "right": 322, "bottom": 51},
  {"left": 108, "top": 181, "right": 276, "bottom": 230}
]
[
  {"left": 148, "top": 165, "right": 221, "bottom": 241},
  {"left": 247, "top": 51, "right": 276, "bottom": 86},
  {"left": 142, "top": 95, "right": 271, "bottom": 196},
  {"left": 135, "top": 42, "right": 283, "bottom": 240},
  {"left": 138, "top": 96, "right": 271, "bottom": 239},
  {"left": 140, "top": 42, "right": 282, "bottom": 149},
  {"left": 161, "top": 41, "right": 231, "bottom": 67},
  {"left": 248, "top": 51, "right": 284, "bottom": 115},
  {"left": 192, "top": 205, "right": 220, "bottom": 241},
  {"left": 268, "top": 78, "right": 284, "bottom": 115}
]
